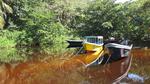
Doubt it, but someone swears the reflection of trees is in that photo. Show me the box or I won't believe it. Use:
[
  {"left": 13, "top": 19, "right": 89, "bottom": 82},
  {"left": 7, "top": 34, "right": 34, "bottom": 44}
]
[{"left": 0, "top": 48, "right": 26, "bottom": 63}]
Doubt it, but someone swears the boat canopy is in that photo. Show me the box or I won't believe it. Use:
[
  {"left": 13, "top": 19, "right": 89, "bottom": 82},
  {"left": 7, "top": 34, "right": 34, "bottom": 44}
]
[{"left": 84, "top": 36, "right": 103, "bottom": 44}]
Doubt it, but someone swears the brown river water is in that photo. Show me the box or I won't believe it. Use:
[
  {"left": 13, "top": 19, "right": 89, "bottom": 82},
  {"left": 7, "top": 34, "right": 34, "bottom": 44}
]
[{"left": 0, "top": 49, "right": 149, "bottom": 84}]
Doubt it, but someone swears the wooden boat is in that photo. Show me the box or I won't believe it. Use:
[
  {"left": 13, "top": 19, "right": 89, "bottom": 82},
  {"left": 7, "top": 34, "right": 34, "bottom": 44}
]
[
  {"left": 83, "top": 36, "right": 103, "bottom": 51},
  {"left": 67, "top": 36, "right": 104, "bottom": 67},
  {"left": 83, "top": 42, "right": 102, "bottom": 51},
  {"left": 67, "top": 36, "right": 103, "bottom": 49},
  {"left": 103, "top": 43, "right": 133, "bottom": 62},
  {"left": 67, "top": 36, "right": 133, "bottom": 67}
]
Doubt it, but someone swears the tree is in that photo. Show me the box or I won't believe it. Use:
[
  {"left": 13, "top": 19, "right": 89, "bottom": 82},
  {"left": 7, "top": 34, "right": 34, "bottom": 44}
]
[{"left": 0, "top": 0, "right": 13, "bottom": 29}]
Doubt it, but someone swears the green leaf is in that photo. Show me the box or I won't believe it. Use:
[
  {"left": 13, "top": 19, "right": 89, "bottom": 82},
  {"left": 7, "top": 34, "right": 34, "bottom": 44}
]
[{"left": 102, "top": 22, "right": 113, "bottom": 29}]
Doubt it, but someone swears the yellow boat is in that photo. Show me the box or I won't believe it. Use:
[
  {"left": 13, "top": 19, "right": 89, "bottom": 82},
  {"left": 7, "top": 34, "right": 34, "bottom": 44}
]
[
  {"left": 71, "top": 36, "right": 105, "bottom": 67},
  {"left": 83, "top": 36, "right": 103, "bottom": 51},
  {"left": 73, "top": 45, "right": 104, "bottom": 67},
  {"left": 67, "top": 36, "right": 132, "bottom": 67},
  {"left": 83, "top": 42, "right": 103, "bottom": 51}
]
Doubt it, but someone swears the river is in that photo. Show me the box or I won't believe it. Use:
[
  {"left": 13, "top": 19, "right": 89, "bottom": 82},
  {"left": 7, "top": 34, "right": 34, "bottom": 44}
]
[{"left": 0, "top": 48, "right": 149, "bottom": 84}]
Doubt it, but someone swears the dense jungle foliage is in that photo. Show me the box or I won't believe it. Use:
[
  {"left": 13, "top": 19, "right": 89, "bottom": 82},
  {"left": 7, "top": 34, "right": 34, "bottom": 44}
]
[{"left": 0, "top": 0, "right": 150, "bottom": 62}]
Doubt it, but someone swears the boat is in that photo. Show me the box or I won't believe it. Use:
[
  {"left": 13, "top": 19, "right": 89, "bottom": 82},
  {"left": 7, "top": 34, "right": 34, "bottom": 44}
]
[
  {"left": 70, "top": 36, "right": 104, "bottom": 67},
  {"left": 83, "top": 36, "right": 103, "bottom": 51},
  {"left": 67, "top": 36, "right": 103, "bottom": 49},
  {"left": 67, "top": 36, "right": 133, "bottom": 67},
  {"left": 67, "top": 40, "right": 83, "bottom": 48},
  {"left": 103, "top": 43, "right": 133, "bottom": 63}
]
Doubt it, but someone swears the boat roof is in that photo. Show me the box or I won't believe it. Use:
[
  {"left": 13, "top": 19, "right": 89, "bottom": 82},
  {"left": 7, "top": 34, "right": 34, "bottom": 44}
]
[{"left": 84, "top": 36, "right": 103, "bottom": 39}]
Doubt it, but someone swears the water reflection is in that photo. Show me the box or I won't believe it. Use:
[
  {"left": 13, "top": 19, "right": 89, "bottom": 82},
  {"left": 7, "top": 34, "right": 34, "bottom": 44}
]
[
  {"left": 0, "top": 55, "right": 132, "bottom": 84},
  {"left": 0, "top": 48, "right": 27, "bottom": 63},
  {"left": 81, "top": 56, "right": 132, "bottom": 84},
  {"left": 129, "top": 49, "right": 150, "bottom": 84},
  {"left": 0, "top": 43, "right": 73, "bottom": 63},
  {"left": 0, "top": 49, "right": 149, "bottom": 84}
]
